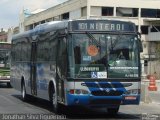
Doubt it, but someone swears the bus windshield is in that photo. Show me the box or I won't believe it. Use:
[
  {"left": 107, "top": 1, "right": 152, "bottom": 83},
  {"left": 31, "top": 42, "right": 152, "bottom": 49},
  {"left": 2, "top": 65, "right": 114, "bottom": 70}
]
[
  {"left": 68, "top": 33, "right": 139, "bottom": 79},
  {"left": 0, "top": 46, "right": 10, "bottom": 76}
]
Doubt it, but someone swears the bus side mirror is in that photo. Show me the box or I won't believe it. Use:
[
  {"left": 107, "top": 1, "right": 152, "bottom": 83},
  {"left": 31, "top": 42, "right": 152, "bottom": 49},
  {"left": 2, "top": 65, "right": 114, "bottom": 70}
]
[
  {"left": 138, "top": 39, "right": 143, "bottom": 52},
  {"left": 137, "top": 32, "right": 143, "bottom": 52},
  {"left": 137, "top": 32, "right": 141, "bottom": 39}
]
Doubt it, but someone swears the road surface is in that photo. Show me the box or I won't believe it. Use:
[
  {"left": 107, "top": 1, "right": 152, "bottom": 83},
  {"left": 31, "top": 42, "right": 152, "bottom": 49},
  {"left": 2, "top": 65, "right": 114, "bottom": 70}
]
[{"left": 0, "top": 83, "right": 160, "bottom": 120}]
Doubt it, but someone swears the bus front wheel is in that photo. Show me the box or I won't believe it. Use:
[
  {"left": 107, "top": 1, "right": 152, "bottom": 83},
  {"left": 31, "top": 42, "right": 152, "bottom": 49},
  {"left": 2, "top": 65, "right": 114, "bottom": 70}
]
[{"left": 50, "top": 86, "right": 60, "bottom": 113}]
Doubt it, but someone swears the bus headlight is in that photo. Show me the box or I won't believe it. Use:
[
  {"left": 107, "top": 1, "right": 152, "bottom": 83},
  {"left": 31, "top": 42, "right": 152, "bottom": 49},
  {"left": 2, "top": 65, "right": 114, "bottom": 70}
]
[
  {"left": 69, "top": 89, "right": 89, "bottom": 95},
  {"left": 125, "top": 89, "right": 140, "bottom": 95}
]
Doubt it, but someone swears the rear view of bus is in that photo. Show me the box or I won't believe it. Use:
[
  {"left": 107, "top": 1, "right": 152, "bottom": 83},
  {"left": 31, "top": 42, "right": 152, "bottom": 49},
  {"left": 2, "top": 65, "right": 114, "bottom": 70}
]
[
  {"left": 0, "top": 42, "right": 11, "bottom": 87},
  {"left": 66, "top": 20, "right": 142, "bottom": 114}
]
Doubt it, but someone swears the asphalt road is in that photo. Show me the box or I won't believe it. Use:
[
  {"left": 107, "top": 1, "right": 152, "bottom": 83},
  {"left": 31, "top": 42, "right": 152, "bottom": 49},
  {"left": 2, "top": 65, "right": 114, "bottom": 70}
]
[{"left": 0, "top": 83, "right": 160, "bottom": 120}]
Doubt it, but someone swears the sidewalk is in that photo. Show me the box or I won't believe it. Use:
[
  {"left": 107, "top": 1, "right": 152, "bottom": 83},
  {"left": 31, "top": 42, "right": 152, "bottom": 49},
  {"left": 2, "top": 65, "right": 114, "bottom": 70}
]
[
  {"left": 138, "top": 90, "right": 160, "bottom": 114},
  {"left": 139, "top": 80, "right": 160, "bottom": 114},
  {"left": 119, "top": 101, "right": 160, "bottom": 115}
]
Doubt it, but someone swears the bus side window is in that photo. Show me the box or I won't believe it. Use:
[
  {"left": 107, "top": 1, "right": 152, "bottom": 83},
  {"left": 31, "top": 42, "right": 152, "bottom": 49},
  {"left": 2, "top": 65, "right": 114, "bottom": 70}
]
[
  {"left": 14, "top": 42, "right": 22, "bottom": 62},
  {"left": 21, "top": 38, "right": 31, "bottom": 61},
  {"left": 37, "top": 33, "right": 51, "bottom": 61},
  {"left": 11, "top": 42, "right": 16, "bottom": 62}
]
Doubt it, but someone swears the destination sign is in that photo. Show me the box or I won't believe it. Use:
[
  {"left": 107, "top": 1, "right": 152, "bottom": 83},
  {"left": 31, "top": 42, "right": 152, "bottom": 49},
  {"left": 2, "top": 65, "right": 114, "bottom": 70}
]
[{"left": 69, "top": 20, "right": 136, "bottom": 32}]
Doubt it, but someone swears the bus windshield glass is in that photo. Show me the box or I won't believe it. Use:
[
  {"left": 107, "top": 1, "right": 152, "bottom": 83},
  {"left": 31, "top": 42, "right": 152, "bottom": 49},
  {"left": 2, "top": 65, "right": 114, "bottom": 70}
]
[
  {"left": 0, "top": 44, "right": 10, "bottom": 76},
  {"left": 68, "top": 33, "right": 139, "bottom": 79}
]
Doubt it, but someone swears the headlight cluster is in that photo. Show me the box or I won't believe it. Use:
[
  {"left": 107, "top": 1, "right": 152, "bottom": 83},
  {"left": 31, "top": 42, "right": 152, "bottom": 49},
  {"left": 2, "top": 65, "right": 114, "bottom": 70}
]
[
  {"left": 69, "top": 89, "right": 89, "bottom": 95},
  {"left": 125, "top": 89, "right": 140, "bottom": 95}
]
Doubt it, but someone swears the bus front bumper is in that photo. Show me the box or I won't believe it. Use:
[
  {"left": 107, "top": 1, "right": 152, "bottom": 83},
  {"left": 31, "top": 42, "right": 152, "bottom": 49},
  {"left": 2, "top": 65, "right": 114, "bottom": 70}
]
[
  {"left": 0, "top": 76, "right": 10, "bottom": 83},
  {"left": 66, "top": 93, "right": 140, "bottom": 107}
]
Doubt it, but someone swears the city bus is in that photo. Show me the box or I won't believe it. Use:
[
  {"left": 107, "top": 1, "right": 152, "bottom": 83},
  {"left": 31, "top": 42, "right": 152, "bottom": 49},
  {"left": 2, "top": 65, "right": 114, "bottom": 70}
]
[
  {"left": 0, "top": 42, "right": 11, "bottom": 87},
  {"left": 10, "top": 19, "right": 142, "bottom": 114}
]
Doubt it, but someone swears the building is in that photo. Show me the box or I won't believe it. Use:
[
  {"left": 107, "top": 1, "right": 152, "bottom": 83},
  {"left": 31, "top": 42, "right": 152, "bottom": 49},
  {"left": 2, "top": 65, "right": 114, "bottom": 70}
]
[
  {"left": 7, "top": 27, "right": 19, "bottom": 43},
  {"left": 0, "top": 28, "right": 8, "bottom": 42},
  {"left": 19, "top": 0, "right": 160, "bottom": 78},
  {"left": 0, "top": 27, "right": 19, "bottom": 43}
]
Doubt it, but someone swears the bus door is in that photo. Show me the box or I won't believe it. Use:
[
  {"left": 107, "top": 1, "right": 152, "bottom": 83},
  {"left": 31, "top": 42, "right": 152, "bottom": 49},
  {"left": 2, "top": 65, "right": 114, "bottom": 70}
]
[
  {"left": 30, "top": 42, "right": 37, "bottom": 96},
  {"left": 56, "top": 37, "right": 67, "bottom": 102}
]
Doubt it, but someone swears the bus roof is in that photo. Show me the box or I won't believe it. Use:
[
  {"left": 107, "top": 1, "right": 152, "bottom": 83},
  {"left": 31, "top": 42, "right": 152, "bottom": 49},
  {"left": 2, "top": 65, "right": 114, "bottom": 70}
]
[
  {"left": 12, "top": 19, "right": 136, "bottom": 40},
  {"left": 12, "top": 20, "right": 68, "bottom": 40}
]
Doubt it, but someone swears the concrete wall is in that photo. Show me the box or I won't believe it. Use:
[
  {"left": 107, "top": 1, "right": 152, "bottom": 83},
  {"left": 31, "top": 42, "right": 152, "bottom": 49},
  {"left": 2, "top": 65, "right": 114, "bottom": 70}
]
[
  {"left": 90, "top": 6, "right": 101, "bottom": 17},
  {"left": 24, "top": 0, "right": 87, "bottom": 26},
  {"left": 148, "top": 61, "right": 160, "bottom": 79},
  {"left": 89, "top": 0, "right": 160, "bottom": 8},
  {"left": 69, "top": 9, "right": 81, "bottom": 19},
  {"left": 149, "top": 32, "right": 160, "bottom": 41}
]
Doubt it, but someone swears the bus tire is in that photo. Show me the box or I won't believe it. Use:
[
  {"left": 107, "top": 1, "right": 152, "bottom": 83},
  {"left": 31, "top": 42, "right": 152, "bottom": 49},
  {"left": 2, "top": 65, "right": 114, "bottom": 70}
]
[
  {"left": 21, "top": 82, "right": 28, "bottom": 101},
  {"left": 7, "top": 82, "right": 11, "bottom": 88},
  {"left": 49, "top": 85, "right": 60, "bottom": 113},
  {"left": 107, "top": 106, "right": 119, "bottom": 115}
]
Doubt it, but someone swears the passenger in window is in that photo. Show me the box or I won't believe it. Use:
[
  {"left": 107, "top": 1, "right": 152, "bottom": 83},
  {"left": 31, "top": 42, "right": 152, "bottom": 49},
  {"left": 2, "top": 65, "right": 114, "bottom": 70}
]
[{"left": 118, "top": 51, "right": 126, "bottom": 60}]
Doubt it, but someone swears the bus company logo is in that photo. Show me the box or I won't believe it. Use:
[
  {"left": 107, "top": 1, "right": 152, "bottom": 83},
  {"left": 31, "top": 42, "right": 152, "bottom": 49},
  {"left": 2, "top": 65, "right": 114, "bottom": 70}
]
[{"left": 105, "top": 88, "right": 110, "bottom": 93}]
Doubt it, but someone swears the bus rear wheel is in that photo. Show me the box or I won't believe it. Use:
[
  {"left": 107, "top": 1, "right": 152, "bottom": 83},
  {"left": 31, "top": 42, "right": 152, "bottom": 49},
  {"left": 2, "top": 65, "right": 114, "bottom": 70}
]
[
  {"left": 21, "top": 82, "right": 28, "bottom": 101},
  {"left": 7, "top": 82, "right": 11, "bottom": 88},
  {"left": 107, "top": 106, "right": 119, "bottom": 115}
]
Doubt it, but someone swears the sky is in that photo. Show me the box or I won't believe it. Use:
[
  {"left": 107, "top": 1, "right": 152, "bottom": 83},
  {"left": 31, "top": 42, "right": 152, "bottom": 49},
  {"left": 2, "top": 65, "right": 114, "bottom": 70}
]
[{"left": 0, "top": 0, "right": 67, "bottom": 30}]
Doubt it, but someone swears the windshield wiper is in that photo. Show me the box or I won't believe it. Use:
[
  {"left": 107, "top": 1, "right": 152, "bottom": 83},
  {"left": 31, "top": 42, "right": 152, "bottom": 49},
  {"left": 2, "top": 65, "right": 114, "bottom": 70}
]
[
  {"left": 86, "top": 32, "right": 100, "bottom": 47},
  {"left": 110, "top": 33, "right": 122, "bottom": 50}
]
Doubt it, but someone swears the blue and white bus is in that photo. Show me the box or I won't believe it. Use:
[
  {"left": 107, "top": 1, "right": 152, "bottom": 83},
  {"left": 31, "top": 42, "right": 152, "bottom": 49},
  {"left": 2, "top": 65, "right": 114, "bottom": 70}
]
[{"left": 11, "top": 20, "right": 142, "bottom": 114}]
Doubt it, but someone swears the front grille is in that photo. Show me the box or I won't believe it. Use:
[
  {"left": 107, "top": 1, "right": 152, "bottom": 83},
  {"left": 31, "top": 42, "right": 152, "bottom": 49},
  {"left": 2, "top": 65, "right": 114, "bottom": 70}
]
[
  {"left": 91, "top": 90, "right": 123, "bottom": 96},
  {"left": 81, "top": 82, "right": 132, "bottom": 88},
  {"left": 90, "top": 99, "right": 121, "bottom": 105}
]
